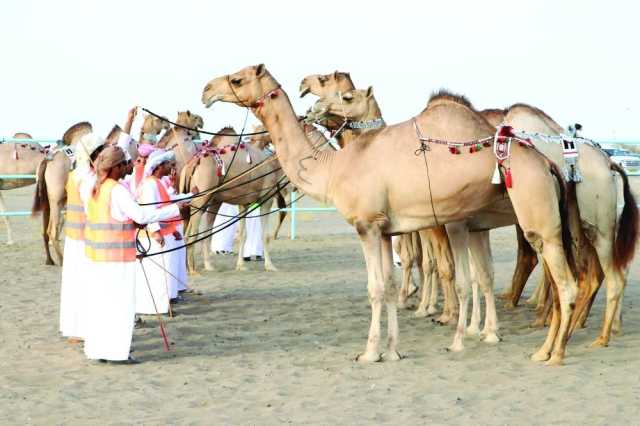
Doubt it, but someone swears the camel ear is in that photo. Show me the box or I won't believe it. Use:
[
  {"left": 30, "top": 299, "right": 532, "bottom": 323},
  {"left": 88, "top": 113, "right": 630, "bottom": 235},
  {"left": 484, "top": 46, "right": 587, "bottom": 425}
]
[
  {"left": 187, "top": 110, "right": 192, "bottom": 117},
  {"left": 366, "top": 86, "right": 374, "bottom": 98},
  {"left": 256, "top": 64, "right": 266, "bottom": 77},
  {"left": 333, "top": 71, "right": 340, "bottom": 80}
]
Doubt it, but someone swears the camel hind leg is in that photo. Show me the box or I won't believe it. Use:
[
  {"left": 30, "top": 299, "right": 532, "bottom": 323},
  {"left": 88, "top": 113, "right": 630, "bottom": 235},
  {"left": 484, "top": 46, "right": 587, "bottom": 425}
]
[
  {"left": 0, "top": 192, "right": 14, "bottom": 245},
  {"left": 468, "top": 231, "right": 499, "bottom": 343},
  {"left": 415, "top": 230, "right": 435, "bottom": 317},
  {"left": 235, "top": 205, "right": 248, "bottom": 271},
  {"left": 259, "top": 198, "right": 278, "bottom": 271},
  {"left": 50, "top": 203, "right": 64, "bottom": 265},
  {"left": 201, "top": 203, "right": 221, "bottom": 271}
]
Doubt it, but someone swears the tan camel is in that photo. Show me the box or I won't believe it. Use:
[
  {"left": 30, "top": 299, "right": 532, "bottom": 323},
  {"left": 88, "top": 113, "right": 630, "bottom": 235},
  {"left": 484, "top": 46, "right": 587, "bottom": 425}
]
[
  {"left": 202, "top": 65, "right": 581, "bottom": 365},
  {"left": 156, "top": 124, "right": 198, "bottom": 177},
  {"left": 32, "top": 122, "right": 92, "bottom": 265},
  {"left": 300, "top": 71, "right": 358, "bottom": 148},
  {"left": 308, "top": 87, "right": 458, "bottom": 324},
  {"left": 0, "top": 133, "right": 46, "bottom": 244},
  {"left": 478, "top": 104, "right": 638, "bottom": 348},
  {"left": 175, "top": 110, "right": 204, "bottom": 139},
  {"left": 179, "top": 126, "right": 283, "bottom": 273},
  {"left": 140, "top": 113, "right": 170, "bottom": 143}
]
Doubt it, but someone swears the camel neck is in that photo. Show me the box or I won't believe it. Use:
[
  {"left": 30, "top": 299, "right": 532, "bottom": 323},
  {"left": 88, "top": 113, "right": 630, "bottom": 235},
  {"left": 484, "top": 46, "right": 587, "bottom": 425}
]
[
  {"left": 254, "top": 92, "right": 334, "bottom": 203},
  {"left": 340, "top": 99, "right": 386, "bottom": 145}
]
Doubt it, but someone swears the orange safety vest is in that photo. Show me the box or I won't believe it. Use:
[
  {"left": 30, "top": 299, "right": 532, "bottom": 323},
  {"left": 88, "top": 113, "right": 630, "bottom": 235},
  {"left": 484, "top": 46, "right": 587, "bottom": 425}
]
[
  {"left": 144, "top": 176, "right": 179, "bottom": 236},
  {"left": 64, "top": 170, "right": 86, "bottom": 240},
  {"left": 85, "top": 178, "right": 137, "bottom": 262}
]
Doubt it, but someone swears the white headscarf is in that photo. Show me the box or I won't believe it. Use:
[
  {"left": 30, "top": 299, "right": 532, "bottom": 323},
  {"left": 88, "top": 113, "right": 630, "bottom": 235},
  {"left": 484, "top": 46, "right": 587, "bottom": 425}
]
[
  {"left": 76, "top": 133, "right": 105, "bottom": 170},
  {"left": 144, "top": 150, "right": 175, "bottom": 177}
]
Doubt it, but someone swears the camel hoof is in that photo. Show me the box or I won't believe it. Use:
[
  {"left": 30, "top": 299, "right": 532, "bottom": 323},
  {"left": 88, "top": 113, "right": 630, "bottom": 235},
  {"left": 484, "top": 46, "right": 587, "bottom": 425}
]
[
  {"left": 466, "top": 325, "right": 481, "bottom": 336},
  {"left": 530, "top": 350, "right": 550, "bottom": 362},
  {"left": 355, "top": 352, "right": 382, "bottom": 363},
  {"left": 264, "top": 264, "right": 278, "bottom": 272},
  {"left": 504, "top": 301, "right": 516, "bottom": 310},
  {"left": 45, "top": 259, "right": 55, "bottom": 266},
  {"left": 236, "top": 264, "right": 249, "bottom": 272},
  {"left": 382, "top": 351, "right": 402, "bottom": 362},
  {"left": 529, "top": 319, "right": 545, "bottom": 329},
  {"left": 588, "top": 337, "right": 608, "bottom": 348},
  {"left": 414, "top": 309, "right": 428, "bottom": 318},
  {"left": 544, "top": 355, "right": 564, "bottom": 366},
  {"left": 203, "top": 264, "right": 214, "bottom": 272},
  {"left": 188, "top": 270, "right": 201, "bottom": 277},
  {"left": 426, "top": 307, "right": 438, "bottom": 316},
  {"left": 481, "top": 332, "right": 501, "bottom": 344},
  {"left": 447, "top": 342, "right": 464, "bottom": 353},
  {"left": 612, "top": 321, "right": 622, "bottom": 335},
  {"left": 497, "top": 292, "right": 512, "bottom": 301}
]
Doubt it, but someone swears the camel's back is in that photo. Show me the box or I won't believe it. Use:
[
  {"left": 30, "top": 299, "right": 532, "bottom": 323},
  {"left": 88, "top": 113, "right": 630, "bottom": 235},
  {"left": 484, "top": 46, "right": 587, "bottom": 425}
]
[{"left": 0, "top": 143, "right": 45, "bottom": 189}]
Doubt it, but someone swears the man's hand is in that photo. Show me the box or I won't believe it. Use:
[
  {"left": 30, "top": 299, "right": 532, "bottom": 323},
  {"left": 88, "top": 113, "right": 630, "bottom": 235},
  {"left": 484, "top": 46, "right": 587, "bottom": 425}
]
[
  {"left": 190, "top": 185, "right": 199, "bottom": 195},
  {"left": 172, "top": 231, "right": 183, "bottom": 241},
  {"left": 127, "top": 106, "right": 138, "bottom": 122},
  {"left": 151, "top": 230, "right": 165, "bottom": 247}
]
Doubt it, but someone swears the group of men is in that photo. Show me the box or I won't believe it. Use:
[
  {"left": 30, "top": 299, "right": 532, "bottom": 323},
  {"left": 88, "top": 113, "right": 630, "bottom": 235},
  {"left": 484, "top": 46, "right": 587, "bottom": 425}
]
[{"left": 59, "top": 108, "right": 193, "bottom": 364}]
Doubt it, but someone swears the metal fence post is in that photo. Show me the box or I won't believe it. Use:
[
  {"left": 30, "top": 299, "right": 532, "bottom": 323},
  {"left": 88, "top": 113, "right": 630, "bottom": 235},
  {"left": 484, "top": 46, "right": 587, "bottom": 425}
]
[{"left": 290, "top": 190, "right": 297, "bottom": 240}]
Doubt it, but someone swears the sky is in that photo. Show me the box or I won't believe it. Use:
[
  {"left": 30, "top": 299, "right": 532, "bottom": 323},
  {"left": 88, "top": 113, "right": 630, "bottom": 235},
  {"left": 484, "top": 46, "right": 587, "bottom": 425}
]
[{"left": 2, "top": 1, "right": 639, "bottom": 142}]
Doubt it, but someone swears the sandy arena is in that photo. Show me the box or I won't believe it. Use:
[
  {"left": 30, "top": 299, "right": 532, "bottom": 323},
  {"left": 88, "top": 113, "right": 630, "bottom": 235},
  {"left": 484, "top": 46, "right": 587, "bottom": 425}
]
[{"left": 1, "top": 181, "right": 639, "bottom": 424}]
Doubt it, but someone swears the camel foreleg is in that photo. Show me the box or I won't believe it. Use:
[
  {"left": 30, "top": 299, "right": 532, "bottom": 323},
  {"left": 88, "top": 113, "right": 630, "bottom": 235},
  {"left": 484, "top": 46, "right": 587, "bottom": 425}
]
[{"left": 0, "top": 192, "right": 14, "bottom": 245}]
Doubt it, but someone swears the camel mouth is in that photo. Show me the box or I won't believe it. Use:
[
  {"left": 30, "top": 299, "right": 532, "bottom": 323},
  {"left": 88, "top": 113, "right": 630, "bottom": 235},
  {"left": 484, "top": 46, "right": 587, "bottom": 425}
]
[
  {"left": 299, "top": 87, "right": 310, "bottom": 98},
  {"left": 203, "top": 94, "right": 223, "bottom": 108}
]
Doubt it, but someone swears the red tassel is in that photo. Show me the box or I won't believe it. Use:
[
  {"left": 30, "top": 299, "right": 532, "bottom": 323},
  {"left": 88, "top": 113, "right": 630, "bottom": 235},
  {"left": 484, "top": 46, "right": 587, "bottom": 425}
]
[
  {"left": 505, "top": 168, "right": 513, "bottom": 188},
  {"left": 239, "top": 143, "right": 245, "bottom": 149},
  {"left": 230, "top": 146, "right": 236, "bottom": 151},
  {"left": 219, "top": 149, "right": 226, "bottom": 154},
  {"left": 469, "top": 145, "right": 475, "bottom": 153},
  {"left": 483, "top": 141, "right": 491, "bottom": 148},
  {"left": 216, "top": 167, "right": 222, "bottom": 177}
]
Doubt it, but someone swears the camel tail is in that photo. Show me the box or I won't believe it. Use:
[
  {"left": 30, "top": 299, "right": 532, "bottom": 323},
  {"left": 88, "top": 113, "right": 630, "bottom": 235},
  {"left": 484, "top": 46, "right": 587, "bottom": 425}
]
[
  {"left": 31, "top": 159, "right": 49, "bottom": 215},
  {"left": 611, "top": 162, "right": 639, "bottom": 270},
  {"left": 548, "top": 162, "right": 580, "bottom": 280}
]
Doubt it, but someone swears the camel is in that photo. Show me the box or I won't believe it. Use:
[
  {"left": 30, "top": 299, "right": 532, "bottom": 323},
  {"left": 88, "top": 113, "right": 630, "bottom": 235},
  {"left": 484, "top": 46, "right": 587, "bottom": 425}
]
[
  {"left": 32, "top": 122, "right": 92, "bottom": 265},
  {"left": 175, "top": 111, "right": 204, "bottom": 139},
  {"left": 140, "top": 113, "right": 170, "bottom": 143},
  {"left": 476, "top": 104, "right": 638, "bottom": 348},
  {"left": 0, "top": 133, "right": 47, "bottom": 244},
  {"left": 307, "top": 87, "right": 458, "bottom": 324},
  {"left": 300, "top": 71, "right": 358, "bottom": 148},
  {"left": 179, "top": 126, "right": 284, "bottom": 273},
  {"left": 202, "top": 65, "right": 582, "bottom": 365}
]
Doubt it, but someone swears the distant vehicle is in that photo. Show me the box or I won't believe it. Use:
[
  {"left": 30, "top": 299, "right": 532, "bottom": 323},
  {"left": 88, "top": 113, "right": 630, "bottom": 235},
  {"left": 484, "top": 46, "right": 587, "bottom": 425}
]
[{"left": 602, "top": 148, "right": 640, "bottom": 175}]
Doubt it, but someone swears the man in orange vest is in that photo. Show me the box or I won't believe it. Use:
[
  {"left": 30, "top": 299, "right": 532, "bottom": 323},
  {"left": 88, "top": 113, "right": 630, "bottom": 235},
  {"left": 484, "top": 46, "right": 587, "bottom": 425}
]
[
  {"left": 83, "top": 145, "right": 187, "bottom": 364},
  {"left": 59, "top": 133, "right": 105, "bottom": 344}
]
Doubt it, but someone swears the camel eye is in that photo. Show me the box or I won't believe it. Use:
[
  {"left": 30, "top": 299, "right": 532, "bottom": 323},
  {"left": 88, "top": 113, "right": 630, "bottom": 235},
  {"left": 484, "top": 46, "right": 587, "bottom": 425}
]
[
  {"left": 231, "top": 78, "right": 242, "bottom": 86},
  {"left": 343, "top": 93, "right": 353, "bottom": 101}
]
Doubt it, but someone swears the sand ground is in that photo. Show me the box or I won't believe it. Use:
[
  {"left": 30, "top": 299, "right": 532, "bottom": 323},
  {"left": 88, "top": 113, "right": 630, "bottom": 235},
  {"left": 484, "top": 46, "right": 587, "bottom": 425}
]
[{"left": 1, "top": 182, "right": 639, "bottom": 425}]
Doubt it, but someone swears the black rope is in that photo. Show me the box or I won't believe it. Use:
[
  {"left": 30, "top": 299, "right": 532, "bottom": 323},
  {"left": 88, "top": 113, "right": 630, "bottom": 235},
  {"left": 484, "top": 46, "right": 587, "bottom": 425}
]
[
  {"left": 142, "top": 108, "right": 268, "bottom": 137},
  {"left": 413, "top": 120, "right": 439, "bottom": 226}
]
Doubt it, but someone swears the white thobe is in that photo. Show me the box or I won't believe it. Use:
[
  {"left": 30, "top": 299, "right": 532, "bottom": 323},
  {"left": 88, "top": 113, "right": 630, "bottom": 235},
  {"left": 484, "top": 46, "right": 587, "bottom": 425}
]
[
  {"left": 243, "top": 206, "right": 263, "bottom": 258},
  {"left": 59, "top": 169, "right": 90, "bottom": 339},
  {"left": 83, "top": 183, "right": 179, "bottom": 361},
  {"left": 210, "top": 203, "right": 239, "bottom": 253}
]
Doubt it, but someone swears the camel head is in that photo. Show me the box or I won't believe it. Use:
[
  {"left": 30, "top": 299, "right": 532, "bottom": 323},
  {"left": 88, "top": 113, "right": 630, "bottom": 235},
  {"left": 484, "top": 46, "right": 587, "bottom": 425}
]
[
  {"left": 176, "top": 110, "right": 204, "bottom": 131},
  {"left": 141, "top": 115, "right": 170, "bottom": 142},
  {"left": 105, "top": 125, "right": 139, "bottom": 162},
  {"left": 299, "top": 71, "right": 355, "bottom": 98},
  {"left": 308, "top": 87, "right": 377, "bottom": 124},
  {"left": 62, "top": 122, "right": 93, "bottom": 146},
  {"left": 210, "top": 126, "right": 238, "bottom": 148},
  {"left": 248, "top": 124, "right": 271, "bottom": 150},
  {"left": 479, "top": 108, "right": 507, "bottom": 128},
  {"left": 12, "top": 132, "right": 33, "bottom": 139},
  {"left": 201, "top": 64, "right": 281, "bottom": 109}
]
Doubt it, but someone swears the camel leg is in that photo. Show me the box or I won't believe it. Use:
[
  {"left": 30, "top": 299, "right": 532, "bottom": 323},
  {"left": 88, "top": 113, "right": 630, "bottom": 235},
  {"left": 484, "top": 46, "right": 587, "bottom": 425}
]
[
  {"left": 505, "top": 225, "right": 539, "bottom": 308},
  {"left": 235, "top": 205, "right": 248, "bottom": 271},
  {"left": 202, "top": 203, "right": 221, "bottom": 271},
  {"left": 531, "top": 274, "right": 548, "bottom": 310},
  {"left": 568, "top": 251, "right": 601, "bottom": 334},
  {"left": 51, "top": 203, "right": 64, "bottom": 265},
  {"left": 444, "top": 221, "right": 472, "bottom": 352},
  {"left": 466, "top": 261, "right": 481, "bottom": 336},
  {"left": 260, "top": 199, "right": 278, "bottom": 271},
  {"left": 414, "top": 235, "right": 435, "bottom": 318},
  {"left": 41, "top": 201, "right": 54, "bottom": 266},
  {"left": 355, "top": 222, "right": 386, "bottom": 363},
  {"left": 469, "top": 231, "right": 500, "bottom": 343},
  {"left": 186, "top": 203, "right": 206, "bottom": 275},
  {"left": 589, "top": 240, "right": 626, "bottom": 348},
  {"left": 612, "top": 292, "right": 624, "bottom": 335},
  {"left": 398, "top": 235, "right": 416, "bottom": 309},
  {"left": 0, "top": 192, "right": 14, "bottom": 245},
  {"left": 432, "top": 227, "right": 457, "bottom": 325},
  {"left": 381, "top": 234, "right": 401, "bottom": 361}
]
